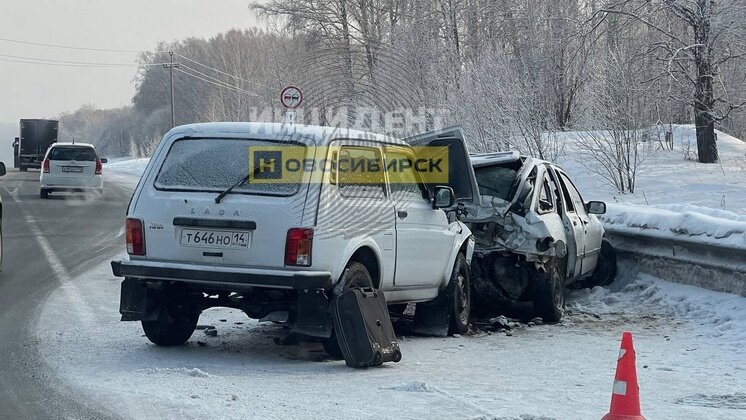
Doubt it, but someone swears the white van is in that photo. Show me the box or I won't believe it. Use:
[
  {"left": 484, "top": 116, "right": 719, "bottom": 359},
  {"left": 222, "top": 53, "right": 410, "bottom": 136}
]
[{"left": 111, "top": 123, "right": 475, "bottom": 353}]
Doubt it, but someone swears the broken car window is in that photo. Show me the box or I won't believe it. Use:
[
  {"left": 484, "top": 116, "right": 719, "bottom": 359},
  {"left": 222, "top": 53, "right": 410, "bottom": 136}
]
[
  {"left": 474, "top": 164, "right": 519, "bottom": 201},
  {"left": 537, "top": 172, "right": 556, "bottom": 213},
  {"left": 559, "top": 172, "right": 587, "bottom": 216}
]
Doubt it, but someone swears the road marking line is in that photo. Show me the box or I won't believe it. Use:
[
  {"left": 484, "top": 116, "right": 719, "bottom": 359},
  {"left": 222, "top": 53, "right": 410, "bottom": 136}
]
[{"left": 4, "top": 190, "right": 98, "bottom": 326}]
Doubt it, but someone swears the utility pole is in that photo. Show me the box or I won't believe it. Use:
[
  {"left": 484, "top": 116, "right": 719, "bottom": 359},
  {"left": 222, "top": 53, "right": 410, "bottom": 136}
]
[{"left": 163, "top": 51, "right": 180, "bottom": 128}]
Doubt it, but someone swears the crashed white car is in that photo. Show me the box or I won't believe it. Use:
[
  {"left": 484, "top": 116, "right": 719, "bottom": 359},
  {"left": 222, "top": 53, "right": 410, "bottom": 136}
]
[{"left": 409, "top": 127, "right": 616, "bottom": 322}]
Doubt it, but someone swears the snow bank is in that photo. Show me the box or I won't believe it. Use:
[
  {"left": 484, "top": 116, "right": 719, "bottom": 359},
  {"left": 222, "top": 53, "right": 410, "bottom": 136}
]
[
  {"left": 569, "top": 265, "right": 746, "bottom": 354},
  {"left": 600, "top": 203, "right": 746, "bottom": 249},
  {"left": 104, "top": 157, "right": 150, "bottom": 177}
]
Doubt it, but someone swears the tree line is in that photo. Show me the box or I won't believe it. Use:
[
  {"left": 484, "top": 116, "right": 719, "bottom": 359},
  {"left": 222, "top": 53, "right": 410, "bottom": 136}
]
[{"left": 60, "top": 0, "right": 746, "bottom": 181}]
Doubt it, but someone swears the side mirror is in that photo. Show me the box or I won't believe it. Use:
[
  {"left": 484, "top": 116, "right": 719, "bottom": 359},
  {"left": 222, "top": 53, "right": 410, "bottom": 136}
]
[
  {"left": 433, "top": 185, "right": 455, "bottom": 209},
  {"left": 586, "top": 201, "right": 606, "bottom": 215},
  {"left": 100, "top": 157, "right": 108, "bottom": 164},
  {"left": 0, "top": 162, "right": 6, "bottom": 177}
]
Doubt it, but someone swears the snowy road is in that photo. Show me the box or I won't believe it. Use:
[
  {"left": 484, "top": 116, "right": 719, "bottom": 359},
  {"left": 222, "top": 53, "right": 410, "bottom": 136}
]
[
  {"left": 1, "top": 165, "right": 745, "bottom": 419},
  {"left": 0, "top": 168, "right": 132, "bottom": 419}
]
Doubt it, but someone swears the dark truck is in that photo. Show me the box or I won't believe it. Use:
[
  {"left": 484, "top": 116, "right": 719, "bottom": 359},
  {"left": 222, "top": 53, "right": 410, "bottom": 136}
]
[{"left": 17, "top": 119, "right": 58, "bottom": 171}]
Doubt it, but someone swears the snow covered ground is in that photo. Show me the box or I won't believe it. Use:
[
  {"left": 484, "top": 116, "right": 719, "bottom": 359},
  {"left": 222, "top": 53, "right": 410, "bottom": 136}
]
[
  {"left": 37, "top": 259, "right": 746, "bottom": 419},
  {"left": 558, "top": 125, "right": 746, "bottom": 215},
  {"left": 44, "top": 125, "right": 742, "bottom": 418}
]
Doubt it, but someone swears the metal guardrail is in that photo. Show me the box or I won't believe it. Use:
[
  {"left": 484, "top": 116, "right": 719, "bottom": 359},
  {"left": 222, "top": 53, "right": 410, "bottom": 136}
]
[{"left": 604, "top": 226, "right": 746, "bottom": 297}]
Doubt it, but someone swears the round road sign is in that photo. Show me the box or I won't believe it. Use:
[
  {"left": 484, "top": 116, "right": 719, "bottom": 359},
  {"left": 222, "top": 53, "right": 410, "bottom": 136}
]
[{"left": 280, "top": 85, "right": 303, "bottom": 109}]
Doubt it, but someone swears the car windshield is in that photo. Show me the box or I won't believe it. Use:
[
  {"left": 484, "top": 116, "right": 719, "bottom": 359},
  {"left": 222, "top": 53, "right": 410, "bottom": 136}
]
[
  {"left": 154, "top": 138, "right": 304, "bottom": 196},
  {"left": 473, "top": 164, "right": 520, "bottom": 201},
  {"left": 48, "top": 147, "right": 96, "bottom": 161}
]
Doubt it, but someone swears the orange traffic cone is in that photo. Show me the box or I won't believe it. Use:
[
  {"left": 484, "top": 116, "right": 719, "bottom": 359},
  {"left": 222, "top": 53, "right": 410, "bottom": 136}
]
[{"left": 602, "top": 331, "right": 645, "bottom": 420}]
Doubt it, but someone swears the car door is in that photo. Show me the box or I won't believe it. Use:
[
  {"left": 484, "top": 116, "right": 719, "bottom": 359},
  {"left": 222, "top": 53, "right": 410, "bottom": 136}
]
[
  {"left": 384, "top": 145, "right": 454, "bottom": 288},
  {"left": 556, "top": 170, "right": 603, "bottom": 276},
  {"left": 549, "top": 168, "right": 585, "bottom": 279},
  {"left": 404, "top": 126, "right": 482, "bottom": 212}
]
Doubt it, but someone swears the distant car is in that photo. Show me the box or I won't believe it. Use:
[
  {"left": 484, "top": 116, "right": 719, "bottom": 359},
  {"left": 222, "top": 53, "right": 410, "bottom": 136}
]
[
  {"left": 0, "top": 161, "right": 6, "bottom": 269},
  {"left": 39, "top": 143, "right": 107, "bottom": 198}
]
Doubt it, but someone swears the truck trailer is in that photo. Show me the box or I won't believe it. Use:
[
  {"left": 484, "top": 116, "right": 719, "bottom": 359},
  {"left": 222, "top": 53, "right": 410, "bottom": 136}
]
[{"left": 18, "top": 119, "right": 58, "bottom": 171}]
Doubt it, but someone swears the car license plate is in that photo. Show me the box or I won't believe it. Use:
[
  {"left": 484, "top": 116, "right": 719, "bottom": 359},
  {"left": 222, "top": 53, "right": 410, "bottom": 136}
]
[
  {"left": 180, "top": 229, "right": 249, "bottom": 249},
  {"left": 62, "top": 166, "right": 83, "bottom": 173}
]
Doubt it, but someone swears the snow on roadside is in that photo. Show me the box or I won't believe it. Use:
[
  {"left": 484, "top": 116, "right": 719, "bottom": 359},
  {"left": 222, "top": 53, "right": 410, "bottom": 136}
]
[
  {"left": 104, "top": 157, "right": 150, "bottom": 177},
  {"left": 600, "top": 203, "right": 746, "bottom": 249},
  {"left": 568, "top": 261, "right": 746, "bottom": 355},
  {"left": 37, "top": 257, "right": 746, "bottom": 420}
]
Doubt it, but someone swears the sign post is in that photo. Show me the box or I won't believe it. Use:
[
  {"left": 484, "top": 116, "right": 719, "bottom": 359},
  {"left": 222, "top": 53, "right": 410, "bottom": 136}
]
[{"left": 280, "top": 85, "right": 303, "bottom": 125}]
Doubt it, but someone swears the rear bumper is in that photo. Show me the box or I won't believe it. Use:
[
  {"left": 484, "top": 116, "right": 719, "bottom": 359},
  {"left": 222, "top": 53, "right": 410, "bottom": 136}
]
[
  {"left": 113, "top": 259, "right": 334, "bottom": 337},
  {"left": 111, "top": 259, "right": 333, "bottom": 291},
  {"left": 40, "top": 174, "right": 103, "bottom": 189}
]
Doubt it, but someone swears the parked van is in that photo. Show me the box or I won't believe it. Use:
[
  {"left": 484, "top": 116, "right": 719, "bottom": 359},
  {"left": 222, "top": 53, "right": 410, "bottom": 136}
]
[{"left": 111, "top": 123, "right": 475, "bottom": 354}]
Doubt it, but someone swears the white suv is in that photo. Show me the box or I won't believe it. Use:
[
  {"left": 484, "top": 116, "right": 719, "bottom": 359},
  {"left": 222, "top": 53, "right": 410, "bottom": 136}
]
[
  {"left": 39, "top": 143, "right": 106, "bottom": 198},
  {"left": 111, "top": 123, "right": 475, "bottom": 352}
]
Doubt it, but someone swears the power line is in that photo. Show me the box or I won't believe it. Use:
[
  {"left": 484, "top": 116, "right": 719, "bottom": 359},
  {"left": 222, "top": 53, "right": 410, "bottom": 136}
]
[
  {"left": 176, "top": 67, "right": 256, "bottom": 95},
  {"left": 179, "top": 63, "right": 251, "bottom": 92},
  {"left": 173, "top": 52, "right": 268, "bottom": 89},
  {"left": 0, "top": 36, "right": 143, "bottom": 53},
  {"left": 0, "top": 53, "right": 139, "bottom": 66},
  {"left": 0, "top": 53, "right": 170, "bottom": 68},
  {"left": 0, "top": 57, "right": 137, "bottom": 68}
]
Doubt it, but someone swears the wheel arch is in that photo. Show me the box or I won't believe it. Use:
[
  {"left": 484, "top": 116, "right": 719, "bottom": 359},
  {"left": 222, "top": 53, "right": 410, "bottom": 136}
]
[
  {"left": 441, "top": 232, "right": 475, "bottom": 289},
  {"left": 346, "top": 246, "right": 381, "bottom": 289}
]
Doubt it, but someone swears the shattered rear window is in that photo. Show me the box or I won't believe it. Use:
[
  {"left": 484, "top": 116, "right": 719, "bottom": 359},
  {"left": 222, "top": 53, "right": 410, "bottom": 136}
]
[{"left": 474, "top": 164, "right": 520, "bottom": 201}]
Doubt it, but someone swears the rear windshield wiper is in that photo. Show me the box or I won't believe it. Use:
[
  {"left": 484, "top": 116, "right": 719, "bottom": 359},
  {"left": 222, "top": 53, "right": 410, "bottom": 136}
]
[{"left": 214, "top": 159, "right": 275, "bottom": 204}]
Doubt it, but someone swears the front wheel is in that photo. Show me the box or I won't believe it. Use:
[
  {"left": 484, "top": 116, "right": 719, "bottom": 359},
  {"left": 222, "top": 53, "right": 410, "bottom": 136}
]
[
  {"left": 413, "top": 253, "right": 471, "bottom": 336},
  {"left": 532, "top": 259, "right": 566, "bottom": 323},
  {"left": 447, "top": 253, "right": 471, "bottom": 335}
]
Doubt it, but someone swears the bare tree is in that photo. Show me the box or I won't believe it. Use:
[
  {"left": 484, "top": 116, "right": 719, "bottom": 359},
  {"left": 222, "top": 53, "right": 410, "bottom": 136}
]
[{"left": 595, "top": 0, "right": 746, "bottom": 163}]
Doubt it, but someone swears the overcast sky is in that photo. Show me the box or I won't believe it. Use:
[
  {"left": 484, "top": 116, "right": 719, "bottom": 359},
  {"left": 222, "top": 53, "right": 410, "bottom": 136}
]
[{"left": 0, "top": 0, "right": 260, "bottom": 124}]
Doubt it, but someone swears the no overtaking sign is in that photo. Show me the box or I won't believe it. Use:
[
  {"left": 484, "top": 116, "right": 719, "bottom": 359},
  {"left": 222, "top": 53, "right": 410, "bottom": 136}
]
[{"left": 280, "top": 85, "right": 303, "bottom": 109}]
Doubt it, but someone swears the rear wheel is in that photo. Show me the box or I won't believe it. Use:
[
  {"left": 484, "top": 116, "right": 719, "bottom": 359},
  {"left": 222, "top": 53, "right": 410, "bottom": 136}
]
[
  {"left": 586, "top": 239, "right": 617, "bottom": 287},
  {"left": 40, "top": 189, "right": 49, "bottom": 199},
  {"left": 532, "top": 259, "right": 566, "bottom": 323},
  {"left": 142, "top": 313, "right": 199, "bottom": 346},
  {"left": 141, "top": 288, "right": 199, "bottom": 346},
  {"left": 322, "top": 262, "right": 374, "bottom": 359}
]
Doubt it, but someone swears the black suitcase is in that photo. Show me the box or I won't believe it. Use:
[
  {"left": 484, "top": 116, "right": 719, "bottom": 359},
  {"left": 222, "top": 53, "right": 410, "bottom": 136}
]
[{"left": 331, "top": 287, "right": 402, "bottom": 368}]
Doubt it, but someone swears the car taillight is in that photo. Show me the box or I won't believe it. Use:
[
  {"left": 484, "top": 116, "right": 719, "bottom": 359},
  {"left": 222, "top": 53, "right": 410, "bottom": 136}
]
[
  {"left": 42, "top": 159, "right": 50, "bottom": 173},
  {"left": 285, "top": 228, "right": 313, "bottom": 266},
  {"left": 95, "top": 159, "right": 103, "bottom": 175},
  {"left": 126, "top": 218, "right": 146, "bottom": 256}
]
